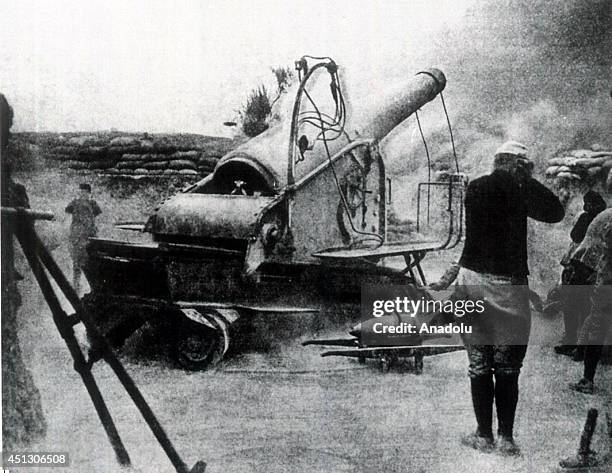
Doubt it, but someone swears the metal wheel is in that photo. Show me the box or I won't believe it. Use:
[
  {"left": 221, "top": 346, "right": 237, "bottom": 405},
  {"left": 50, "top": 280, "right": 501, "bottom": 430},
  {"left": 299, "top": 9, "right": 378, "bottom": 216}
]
[
  {"left": 175, "top": 310, "right": 231, "bottom": 371},
  {"left": 175, "top": 325, "right": 219, "bottom": 371}
]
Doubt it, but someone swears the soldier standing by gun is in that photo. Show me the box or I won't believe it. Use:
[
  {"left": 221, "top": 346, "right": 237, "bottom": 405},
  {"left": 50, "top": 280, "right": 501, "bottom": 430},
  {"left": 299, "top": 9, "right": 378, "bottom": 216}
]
[
  {"left": 452, "top": 141, "right": 564, "bottom": 455},
  {"left": 65, "top": 183, "right": 101, "bottom": 294}
]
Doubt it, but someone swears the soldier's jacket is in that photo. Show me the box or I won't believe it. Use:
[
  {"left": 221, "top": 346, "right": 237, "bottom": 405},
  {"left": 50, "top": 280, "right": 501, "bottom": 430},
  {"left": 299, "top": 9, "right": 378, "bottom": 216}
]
[
  {"left": 65, "top": 198, "right": 101, "bottom": 245},
  {"left": 573, "top": 208, "right": 612, "bottom": 345},
  {"left": 572, "top": 208, "right": 612, "bottom": 283}
]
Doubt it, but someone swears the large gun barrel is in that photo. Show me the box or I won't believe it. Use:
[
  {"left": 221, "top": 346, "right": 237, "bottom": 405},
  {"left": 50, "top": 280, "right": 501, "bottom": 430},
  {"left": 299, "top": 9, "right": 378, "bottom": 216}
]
[
  {"left": 202, "top": 67, "right": 446, "bottom": 193},
  {"left": 357, "top": 68, "right": 446, "bottom": 141}
]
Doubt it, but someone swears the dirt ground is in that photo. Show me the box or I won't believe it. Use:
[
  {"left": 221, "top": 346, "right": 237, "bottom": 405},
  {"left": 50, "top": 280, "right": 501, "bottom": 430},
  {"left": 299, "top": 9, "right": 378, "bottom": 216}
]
[
  {"left": 11, "top": 249, "right": 610, "bottom": 473},
  {"left": 7, "top": 168, "right": 611, "bottom": 473}
]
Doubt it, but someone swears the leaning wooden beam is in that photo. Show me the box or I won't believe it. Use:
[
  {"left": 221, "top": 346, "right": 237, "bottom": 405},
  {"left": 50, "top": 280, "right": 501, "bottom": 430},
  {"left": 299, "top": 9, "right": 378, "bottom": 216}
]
[{"left": 1, "top": 206, "right": 54, "bottom": 221}]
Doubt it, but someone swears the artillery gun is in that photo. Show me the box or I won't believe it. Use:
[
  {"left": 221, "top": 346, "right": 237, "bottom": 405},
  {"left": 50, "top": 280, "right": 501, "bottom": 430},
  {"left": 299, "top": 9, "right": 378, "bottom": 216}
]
[{"left": 84, "top": 55, "right": 465, "bottom": 370}]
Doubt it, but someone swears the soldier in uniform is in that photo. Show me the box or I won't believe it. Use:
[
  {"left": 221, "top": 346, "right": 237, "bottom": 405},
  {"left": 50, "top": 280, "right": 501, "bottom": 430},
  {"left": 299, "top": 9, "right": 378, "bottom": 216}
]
[
  {"left": 454, "top": 140, "right": 564, "bottom": 456},
  {"left": 553, "top": 191, "right": 607, "bottom": 359},
  {"left": 65, "top": 183, "right": 101, "bottom": 294},
  {"left": 569, "top": 208, "right": 612, "bottom": 394}
]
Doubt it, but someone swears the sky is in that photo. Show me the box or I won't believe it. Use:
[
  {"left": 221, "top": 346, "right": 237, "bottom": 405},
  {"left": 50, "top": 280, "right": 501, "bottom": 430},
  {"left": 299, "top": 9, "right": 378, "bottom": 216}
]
[{"left": 0, "top": 0, "right": 475, "bottom": 136}]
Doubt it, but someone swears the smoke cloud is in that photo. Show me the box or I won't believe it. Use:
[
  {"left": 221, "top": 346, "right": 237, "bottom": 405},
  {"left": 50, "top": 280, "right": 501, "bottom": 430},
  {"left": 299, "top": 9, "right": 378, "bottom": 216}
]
[{"left": 383, "top": 0, "right": 611, "bottom": 178}]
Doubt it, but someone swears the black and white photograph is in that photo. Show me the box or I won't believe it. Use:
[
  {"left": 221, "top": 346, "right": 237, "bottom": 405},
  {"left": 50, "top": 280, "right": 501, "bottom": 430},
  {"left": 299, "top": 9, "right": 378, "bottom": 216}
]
[{"left": 1, "top": 1, "right": 611, "bottom": 472}]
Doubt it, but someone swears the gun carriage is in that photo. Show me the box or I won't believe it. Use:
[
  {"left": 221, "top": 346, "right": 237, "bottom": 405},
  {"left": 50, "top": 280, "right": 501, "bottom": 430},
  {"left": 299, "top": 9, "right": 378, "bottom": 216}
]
[{"left": 84, "top": 56, "right": 465, "bottom": 370}]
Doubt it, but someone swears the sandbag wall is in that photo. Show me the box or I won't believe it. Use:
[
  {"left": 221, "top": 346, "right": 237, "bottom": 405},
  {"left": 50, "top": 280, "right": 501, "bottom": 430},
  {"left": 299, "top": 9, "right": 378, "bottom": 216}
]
[
  {"left": 41, "top": 133, "right": 239, "bottom": 178},
  {"left": 546, "top": 147, "right": 612, "bottom": 188}
]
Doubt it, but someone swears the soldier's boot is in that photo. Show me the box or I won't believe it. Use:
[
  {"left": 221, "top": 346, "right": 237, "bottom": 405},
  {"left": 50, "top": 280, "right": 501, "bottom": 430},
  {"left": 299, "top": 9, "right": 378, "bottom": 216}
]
[
  {"left": 461, "top": 374, "right": 495, "bottom": 452},
  {"left": 495, "top": 373, "right": 521, "bottom": 456}
]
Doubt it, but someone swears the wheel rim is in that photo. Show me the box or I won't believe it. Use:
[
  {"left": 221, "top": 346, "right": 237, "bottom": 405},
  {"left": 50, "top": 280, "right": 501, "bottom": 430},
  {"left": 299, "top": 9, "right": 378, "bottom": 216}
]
[
  {"left": 177, "top": 331, "right": 217, "bottom": 365},
  {"left": 176, "top": 310, "right": 231, "bottom": 369}
]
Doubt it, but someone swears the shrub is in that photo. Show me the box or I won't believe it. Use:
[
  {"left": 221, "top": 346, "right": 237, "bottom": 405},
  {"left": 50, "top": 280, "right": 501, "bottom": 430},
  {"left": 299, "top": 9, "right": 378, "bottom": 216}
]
[
  {"left": 239, "top": 66, "right": 294, "bottom": 138},
  {"left": 241, "top": 85, "right": 272, "bottom": 137}
]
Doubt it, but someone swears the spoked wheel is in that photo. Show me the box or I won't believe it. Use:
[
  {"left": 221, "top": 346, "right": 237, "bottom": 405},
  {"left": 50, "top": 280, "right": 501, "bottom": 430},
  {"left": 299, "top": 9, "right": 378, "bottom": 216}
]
[{"left": 175, "top": 311, "right": 231, "bottom": 371}]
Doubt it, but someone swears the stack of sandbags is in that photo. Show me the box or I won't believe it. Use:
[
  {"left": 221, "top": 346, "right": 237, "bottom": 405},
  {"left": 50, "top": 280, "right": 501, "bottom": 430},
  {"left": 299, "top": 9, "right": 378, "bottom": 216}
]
[
  {"left": 198, "top": 154, "right": 221, "bottom": 174},
  {"left": 546, "top": 148, "right": 612, "bottom": 184},
  {"left": 167, "top": 151, "right": 199, "bottom": 175},
  {"left": 106, "top": 150, "right": 202, "bottom": 176},
  {"left": 51, "top": 144, "right": 115, "bottom": 171},
  {"left": 39, "top": 132, "right": 235, "bottom": 178}
]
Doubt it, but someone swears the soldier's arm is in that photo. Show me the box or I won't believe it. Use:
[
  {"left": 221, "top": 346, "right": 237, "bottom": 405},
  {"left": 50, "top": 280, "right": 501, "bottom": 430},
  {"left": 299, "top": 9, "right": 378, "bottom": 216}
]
[
  {"left": 524, "top": 178, "right": 564, "bottom": 223},
  {"left": 429, "top": 262, "right": 460, "bottom": 291}
]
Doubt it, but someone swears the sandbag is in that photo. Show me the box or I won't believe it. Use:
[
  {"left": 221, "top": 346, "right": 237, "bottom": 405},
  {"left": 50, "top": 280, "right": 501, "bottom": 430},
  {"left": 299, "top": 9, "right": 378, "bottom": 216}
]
[
  {"left": 586, "top": 166, "right": 603, "bottom": 177},
  {"left": 63, "top": 160, "right": 87, "bottom": 170},
  {"left": 178, "top": 169, "right": 198, "bottom": 175},
  {"left": 143, "top": 161, "right": 168, "bottom": 170},
  {"left": 133, "top": 168, "right": 149, "bottom": 174},
  {"left": 170, "top": 150, "right": 199, "bottom": 160},
  {"left": 548, "top": 157, "right": 577, "bottom": 167},
  {"left": 168, "top": 159, "right": 197, "bottom": 170},
  {"left": 198, "top": 156, "right": 219, "bottom": 168},
  {"left": 116, "top": 160, "right": 144, "bottom": 170},
  {"left": 569, "top": 149, "right": 612, "bottom": 159},
  {"left": 572, "top": 157, "right": 607, "bottom": 167},
  {"left": 557, "top": 172, "right": 582, "bottom": 180},
  {"left": 545, "top": 166, "right": 560, "bottom": 176}
]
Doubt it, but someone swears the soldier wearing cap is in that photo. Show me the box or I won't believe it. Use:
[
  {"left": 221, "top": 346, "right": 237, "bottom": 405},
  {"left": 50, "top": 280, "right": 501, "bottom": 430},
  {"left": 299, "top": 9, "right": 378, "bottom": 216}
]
[
  {"left": 454, "top": 140, "right": 564, "bottom": 455},
  {"left": 65, "top": 183, "right": 101, "bottom": 294}
]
